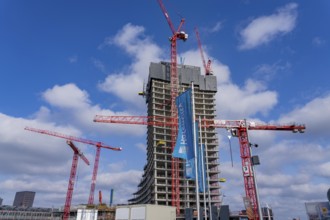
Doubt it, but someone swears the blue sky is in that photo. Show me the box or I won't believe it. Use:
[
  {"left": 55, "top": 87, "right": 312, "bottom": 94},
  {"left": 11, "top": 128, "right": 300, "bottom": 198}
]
[{"left": 0, "top": 0, "right": 329, "bottom": 219}]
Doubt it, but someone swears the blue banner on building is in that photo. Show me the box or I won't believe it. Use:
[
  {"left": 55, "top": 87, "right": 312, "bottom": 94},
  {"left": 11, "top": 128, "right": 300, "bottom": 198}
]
[
  {"left": 172, "top": 89, "right": 196, "bottom": 179},
  {"left": 172, "top": 123, "right": 187, "bottom": 160},
  {"left": 173, "top": 89, "right": 193, "bottom": 160},
  {"left": 172, "top": 89, "right": 208, "bottom": 185}
]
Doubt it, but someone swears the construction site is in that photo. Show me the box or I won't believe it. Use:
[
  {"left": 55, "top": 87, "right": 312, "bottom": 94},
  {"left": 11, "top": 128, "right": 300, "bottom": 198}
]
[
  {"left": 1, "top": 60, "right": 305, "bottom": 220},
  {"left": 0, "top": 1, "right": 308, "bottom": 220},
  {"left": 0, "top": 59, "right": 306, "bottom": 220}
]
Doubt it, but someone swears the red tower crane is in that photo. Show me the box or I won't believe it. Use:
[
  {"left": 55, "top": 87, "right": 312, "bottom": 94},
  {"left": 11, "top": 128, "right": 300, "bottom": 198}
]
[
  {"left": 203, "top": 119, "right": 305, "bottom": 220},
  {"left": 24, "top": 127, "right": 90, "bottom": 220},
  {"left": 195, "top": 27, "right": 213, "bottom": 75},
  {"left": 93, "top": 115, "right": 305, "bottom": 220},
  {"left": 63, "top": 140, "right": 89, "bottom": 220},
  {"left": 157, "top": 0, "right": 188, "bottom": 213},
  {"left": 24, "top": 127, "right": 122, "bottom": 207}
]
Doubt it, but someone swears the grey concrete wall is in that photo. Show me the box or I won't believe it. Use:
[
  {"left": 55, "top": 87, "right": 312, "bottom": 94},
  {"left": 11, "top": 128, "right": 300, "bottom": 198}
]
[{"left": 148, "top": 62, "right": 217, "bottom": 93}]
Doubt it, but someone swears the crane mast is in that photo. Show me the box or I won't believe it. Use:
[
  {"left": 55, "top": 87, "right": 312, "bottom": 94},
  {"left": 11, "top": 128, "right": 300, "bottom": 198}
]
[
  {"left": 64, "top": 140, "right": 90, "bottom": 220},
  {"left": 88, "top": 144, "right": 101, "bottom": 205},
  {"left": 157, "top": 0, "right": 188, "bottom": 214},
  {"left": 24, "top": 127, "right": 122, "bottom": 207}
]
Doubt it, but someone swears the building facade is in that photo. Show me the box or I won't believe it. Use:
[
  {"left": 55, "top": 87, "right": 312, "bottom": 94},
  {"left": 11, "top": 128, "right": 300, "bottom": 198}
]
[
  {"left": 129, "top": 62, "right": 221, "bottom": 217},
  {"left": 13, "top": 191, "right": 35, "bottom": 208}
]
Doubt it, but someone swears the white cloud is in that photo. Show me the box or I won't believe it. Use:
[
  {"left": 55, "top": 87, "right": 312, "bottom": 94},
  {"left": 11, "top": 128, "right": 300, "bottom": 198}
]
[
  {"left": 278, "top": 94, "right": 330, "bottom": 137},
  {"left": 43, "top": 83, "right": 90, "bottom": 109},
  {"left": 312, "top": 37, "right": 325, "bottom": 47},
  {"left": 180, "top": 49, "right": 230, "bottom": 84},
  {"left": 0, "top": 112, "right": 88, "bottom": 175},
  {"left": 254, "top": 61, "right": 291, "bottom": 82},
  {"left": 197, "top": 21, "right": 223, "bottom": 34},
  {"left": 98, "top": 23, "right": 163, "bottom": 108},
  {"left": 178, "top": 47, "right": 278, "bottom": 120},
  {"left": 258, "top": 172, "right": 310, "bottom": 189},
  {"left": 239, "top": 3, "right": 298, "bottom": 50},
  {"left": 135, "top": 143, "right": 146, "bottom": 152},
  {"left": 68, "top": 55, "right": 78, "bottom": 63},
  {"left": 210, "top": 21, "right": 223, "bottom": 33},
  {"left": 315, "top": 162, "right": 330, "bottom": 178},
  {"left": 2, "top": 177, "right": 67, "bottom": 194},
  {"left": 216, "top": 79, "right": 278, "bottom": 118},
  {"left": 107, "top": 161, "right": 128, "bottom": 172},
  {"left": 40, "top": 83, "right": 145, "bottom": 137},
  {"left": 92, "top": 58, "right": 107, "bottom": 73},
  {"left": 0, "top": 177, "right": 70, "bottom": 206},
  {"left": 95, "top": 170, "right": 143, "bottom": 204},
  {"left": 99, "top": 73, "right": 145, "bottom": 105}
]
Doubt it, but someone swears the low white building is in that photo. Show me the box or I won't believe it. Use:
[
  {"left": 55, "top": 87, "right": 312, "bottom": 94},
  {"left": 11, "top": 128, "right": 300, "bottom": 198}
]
[{"left": 115, "top": 204, "right": 176, "bottom": 220}]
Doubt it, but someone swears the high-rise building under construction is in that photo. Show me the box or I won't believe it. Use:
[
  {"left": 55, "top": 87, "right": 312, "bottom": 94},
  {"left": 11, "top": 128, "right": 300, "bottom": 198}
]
[{"left": 129, "top": 62, "right": 221, "bottom": 217}]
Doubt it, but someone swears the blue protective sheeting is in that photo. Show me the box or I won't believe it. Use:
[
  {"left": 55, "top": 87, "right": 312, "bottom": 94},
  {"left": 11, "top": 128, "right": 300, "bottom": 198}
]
[
  {"left": 173, "top": 89, "right": 207, "bottom": 183},
  {"left": 173, "top": 89, "right": 193, "bottom": 160}
]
